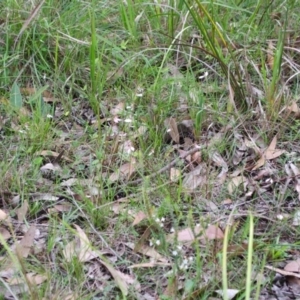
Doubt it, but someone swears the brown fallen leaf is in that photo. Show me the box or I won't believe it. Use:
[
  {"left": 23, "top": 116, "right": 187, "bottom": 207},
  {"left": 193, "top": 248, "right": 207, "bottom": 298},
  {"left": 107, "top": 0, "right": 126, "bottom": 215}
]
[
  {"left": 227, "top": 176, "right": 248, "bottom": 195},
  {"left": 0, "top": 227, "right": 11, "bottom": 241},
  {"left": 286, "top": 101, "right": 300, "bottom": 118},
  {"left": 26, "top": 272, "right": 47, "bottom": 285},
  {"left": 128, "top": 261, "right": 171, "bottom": 268},
  {"left": 63, "top": 224, "right": 99, "bottom": 263},
  {"left": 109, "top": 158, "right": 137, "bottom": 182},
  {"left": 110, "top": 102, "right": 125, "bottom": 116},
  {"left": 253, "top": 135, "right": 285, "bottom": 170},
  {"left": 215, "top": 289, "right": 240, "bottom": 300},
  {"left": 167, "top": 225, "right": 203, "bottom": 243},
  {"left": 16, "top": 200, "right": 29, "bottom": 222},
  {"left": 170, "top": 168, "right": 181, "bottom": 182},
  {"left": 132, "top": 211, "right": 147, "bottom": 226},
  {"left": 182, "top": 164, "right": 206, "bottom": 190},
  {"left": 164, "top": 117, "right": 179, "bottom": 144},
  {"left": 211, "top": 151, "right": 228, "bottom": 180},
  {"left": 8, "top": 272, "right": 47, "bottom": 286},
  {"left": 48, "top": 203, "right": 72, "bottom": 214},
  {"left": 15, "top": 225, "right": 36, "bottom": 258},
  {"left": 126, "top": 242, "right": 169, "bottom": 263},
  {"left": 37, "top": 150, "right": 72, "bottom": 162},
  {"left": 284, "top": 259, "right": 300, "bottom": 273},
  {"left": 99, "top": 259, "right": 140, "bottom": 297},
  {"left": 0, "top": 209, "right": 12, "bottom": 226},
  {"left": 203, "top": 224, "right": 224, "bottom": 240}
]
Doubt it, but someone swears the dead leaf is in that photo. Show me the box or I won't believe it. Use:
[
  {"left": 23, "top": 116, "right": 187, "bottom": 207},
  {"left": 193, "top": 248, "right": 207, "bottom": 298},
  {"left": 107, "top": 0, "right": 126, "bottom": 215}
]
[
  {"left": 31, "top": 193, "right": 59, "bottom": 201},
  {"left": 253, "top": 135, "right": 285, "bottom": 170},
  {"left": 215, "top": 289, "right": 239, "bottom": 299},
  {"left": 203, "top": 225, "right": 224, "bottom": 240},
  {"left": 286, "top": 101, "right": 300, "bottom": 118},
  {"left": 119, "top": 140, "right": 135, "bottom": 155},
  {"left": 227, "top": 176, "right": 248, "bottom": 195},
  {"left": 63, "top": 224, "right": 99, "bottom": 263},
  {"left": 99, "top": 259, "right": 140, "bottom": 297},
  {"left": 0, "top": 227, "right": 11, "bottom": 241},
  {"left": 132, "top": 211, "right": 147, "bottom": 226},
  {"left": 126, "top": 242, "right": 169, "bottom": 263},
  {"left": 15, "top": 225, "right": 36, "bottom": 258},
  {"left": 128, "top": 261, "right": 171, "bottom": 268},
  {"left": 286, "top": 276, "right": 300, "bottom": 295},
  {"left": 182, "top": 164, "right": 206, "bottom": 190},
  {"left": 191, "top": 151, "right": 202, "bottom": 164},
  {"left": 167, "top": 225, "right": 203, "bottom": 243},
  {"left": 26, "top": 272, "right": 47, "bottom": 285},
  {"left": 109, "top": 158, "right": 136, "bottom": 182},
  {"left": 40, "top": 163, "right": 62, "bottom": 172},
  {"left": 211, "top": 151, "right": 228, "bottom": 181},
  {"left": 170, "top": 168, "right": 181, "bottom": 182},
  {"left": 284, "top": 259, "right": 300, "bottom": 273},
  {"left": 164, "top": 117, "right": 179, "bottom": 144},
  {"left": 16, "top": 201, "right": 29, "bottom": 222},
  {"left": 48, "top": 203, "right": 72, "bottom": 214},
  {"left": 0, "top": 209, "right": 12, "bottom": 226},
  {"left": 264, "top": 135, "right": 285, "bottom": 159},
  {"left": 110, "top": 102, "right": 125, "bottom": 116},
  {"left": 0, "top": 283, "right": 28, "bottom": 298},
  {"left": 285, "top": 162, "right": 300, "bottom": 200},
  {"left": 37, "top": 150, "right": 72, "bottom": 162}
]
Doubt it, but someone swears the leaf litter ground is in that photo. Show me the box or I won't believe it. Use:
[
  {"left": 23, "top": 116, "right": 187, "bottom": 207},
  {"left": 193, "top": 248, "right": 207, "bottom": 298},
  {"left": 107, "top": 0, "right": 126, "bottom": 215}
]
[
  {"left": 2, "top": 89, "right": 300, "bottom": 299},
  {"left": 2, "top": 2, "right": 300, "bottom": 299}
]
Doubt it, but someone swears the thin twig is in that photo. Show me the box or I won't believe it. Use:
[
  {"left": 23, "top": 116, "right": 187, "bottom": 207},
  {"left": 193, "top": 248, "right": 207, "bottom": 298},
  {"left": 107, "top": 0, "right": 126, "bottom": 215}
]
[
  {"left": 127, "top": 146, "right": 203, "bottom": 185},
  {"left": 71, "top": 195, "right": 122, "bottom": 260}
]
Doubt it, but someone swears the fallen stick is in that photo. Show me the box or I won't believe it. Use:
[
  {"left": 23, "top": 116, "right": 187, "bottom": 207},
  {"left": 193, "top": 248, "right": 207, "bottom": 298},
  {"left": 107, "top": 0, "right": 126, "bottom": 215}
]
[{"left": 128, "top": 146, "right": 203, "bottom": 185}]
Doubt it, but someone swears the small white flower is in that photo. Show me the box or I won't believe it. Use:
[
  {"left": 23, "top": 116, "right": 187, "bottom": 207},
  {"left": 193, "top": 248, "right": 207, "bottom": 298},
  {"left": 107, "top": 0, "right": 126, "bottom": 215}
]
[
  {"left": 155, "top": 240, "right": 160, "bottom": 246},
  {"left": 188, "top": 256, "right": 194, "bottom": 262},
  {"left": 149, "top": 240, "right": 153, "bottom": 247},
  {"left": 196, "top": 223, "right": 200, "bottom": 227},
  {"left": 113, "top": 116, "right": 121, "bottom": 123},
  {"left": 148, "top": 149, "right": 154, "bottom": 156},
  {"left": 170, "top": 227, "right": 175, "bottom": 233},
  {"left": 176, "top": 245, "right": 182, "bottom": 251},
  {"left": 136, "top": 87, "right": 144, "bottom": 97},
  {"left": 160, "top": 223, "right": 164, "bottom": 227},
  {"left": 172, "top": 250, "right": 178, "bottom": 256},
  {"left": 161, "top": 217, "right": 165, "bottom": 222},
  {"left": 277, "top": 214, "right": 284, "bottom": 220},
  {"left": 46, "top": 114, "right": 53, "bottom": 119},
  {"left": 155, "top": 218, "right": 160, "bottom": 223},
  {"left": 183, "top": 258, "right": 188, "bottom": 265},
  {"left": 198, "top": 71, "right": 208, "bottom": 80},
  {"left": 124, "top": 118, "right": 133, "bottom": 123}
]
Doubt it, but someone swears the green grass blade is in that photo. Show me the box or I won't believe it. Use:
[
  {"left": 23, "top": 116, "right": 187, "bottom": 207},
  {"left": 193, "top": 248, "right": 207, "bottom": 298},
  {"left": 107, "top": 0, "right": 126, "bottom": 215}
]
[{"left": 10, "top": 82, "right": 23, "bottom": 109}]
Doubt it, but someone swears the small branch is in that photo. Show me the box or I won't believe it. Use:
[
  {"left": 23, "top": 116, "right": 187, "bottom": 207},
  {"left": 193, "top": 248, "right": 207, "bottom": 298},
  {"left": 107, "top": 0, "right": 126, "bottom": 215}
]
[{"left": 128, "top": 146, "right": 203, "bottom": 185}]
